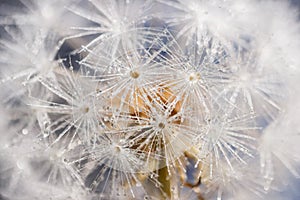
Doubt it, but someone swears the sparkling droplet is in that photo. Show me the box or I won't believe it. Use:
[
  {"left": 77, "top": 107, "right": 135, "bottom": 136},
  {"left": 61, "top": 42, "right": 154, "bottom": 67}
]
[
  {"left": 22, "top": 129, "right": 28, "bottom": 135},
  {"left": 129, "top": 140, "right": 134, "bottom": 147},
  {"left": 43, "top": 133, "right": 49, "bottom": 138}
]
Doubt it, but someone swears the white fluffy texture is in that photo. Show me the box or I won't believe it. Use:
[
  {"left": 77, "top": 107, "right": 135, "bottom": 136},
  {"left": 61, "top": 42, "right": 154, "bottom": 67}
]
[
  {"left": 0, "top": 26, "right": 58, "bottom": 85},
  {"left": 233, "top": 0, "right": 300, "bottom": 70},
  {"left": 201, "top": 160, "right": 267, "bottom": 200},
  {"left": 2, "top": 180, "right": 88, "bottom": 200},
  {"left": 67, "top": 0, "right": 154, "bottom": 51},
  {"left": 2, "top": 0, "right": 82, "bottom": 36},
  {"left": 259, "top": 89, "right": 300, "bottom": 190},
  {"left": 0, "top": 0, "right": 300, "bottom": 200},
  {"left": 157, "top": 0, "right": 300, "bottom": 78}
]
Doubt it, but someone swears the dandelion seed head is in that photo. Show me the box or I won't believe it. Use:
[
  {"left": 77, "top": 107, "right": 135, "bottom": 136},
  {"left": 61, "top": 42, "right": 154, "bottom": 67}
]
[{"left": 1, "top": 0, "right": 300, "bottom": 199}]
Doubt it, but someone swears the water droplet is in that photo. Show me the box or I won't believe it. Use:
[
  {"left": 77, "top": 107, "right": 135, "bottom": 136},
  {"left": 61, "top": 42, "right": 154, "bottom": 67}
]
[
  {"left": 171, "top": 186, "right": 175, "bottom": 191},
  {"left": 129, "top": 140, "right": 134, "bottom": 147},
  {"left": 22, "top": 129, "right": 28, "bottom": 135},
  {"left": 16, "top": 160, "right": 25, "bottom": 170},
  {"left": 136, "top": 182, "right": 142, "bottom": 187},
  {"left": 43, "top": 133, "right": 49, "bottom": 138}
]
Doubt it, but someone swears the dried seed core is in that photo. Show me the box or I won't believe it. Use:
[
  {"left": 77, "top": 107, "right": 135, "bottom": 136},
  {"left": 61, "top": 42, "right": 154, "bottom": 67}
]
[
  {"left": 189, "top": 72, "right": 201, "bottom": 82},
  {"left": 83, "top": 107, "right": 90, "bottom": 113},
  {"left": 114, "top": 146, "right": 121, "bottom": 153},
  {"left": 158, "top": 122, "right": 165, "bottom": 129},
  {"left": 130, "top": 71, "right": 140, "bottom": 79}
]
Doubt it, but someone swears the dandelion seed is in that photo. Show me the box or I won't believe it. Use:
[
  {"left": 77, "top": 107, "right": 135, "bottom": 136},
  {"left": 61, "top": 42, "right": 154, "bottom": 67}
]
[
  {"left": 69, "top": 132, "right": 150, "bottom": 199},
  {"left": 156, "top": 0, "right": 242, "bottom": 46},
  {"left": 67, "top": 0, "right": 154, "bottom": 51},
  {"left": 215, "top": 47, "right": 286, "bottom": 122},
  {"left": 196, "top": 110, "right": 259, "bottom": 181},
  {"left": 80, "top": 29, "right": 175, "bottom": 117},
  {"left": 114, "top": 84, "right": 200, "bottom": 175},
  {"left": 30, "top": 67, "right": 103, "bottom": 146},
  {"left": 27, "top": 136, "right": 84, "bottom": 188},
  {"left": 154, "top": 31, "right": 232, "bottom": 122},
  {"left": 0, "top": 25, "right": 59, "bottom": 86},
  {"left": 201, "top": 161, "right": 266, "bottom": 200}
]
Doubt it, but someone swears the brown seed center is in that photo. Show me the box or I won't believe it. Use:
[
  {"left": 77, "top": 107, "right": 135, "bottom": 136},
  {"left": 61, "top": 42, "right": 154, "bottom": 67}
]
[
  {"left": 114, "top": 146, "right": 121, "bottom": 153},
  {"left": 158, "top": 122, "right": 165, "bottom": 129},
  {"left": 130, "top": 71, "right": 140, "bottom": 79},
  {"left": 189, "top": 72, "right": 201, "bottom": 82},
  {"left": 83, "top": 107, "right": 90, "bottom": 113}
]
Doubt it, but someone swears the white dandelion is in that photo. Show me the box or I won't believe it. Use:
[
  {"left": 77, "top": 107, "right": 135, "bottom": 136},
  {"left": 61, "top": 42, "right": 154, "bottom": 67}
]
[{"left": 0, "top": 0, "right": 300, "bottom": 199}]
